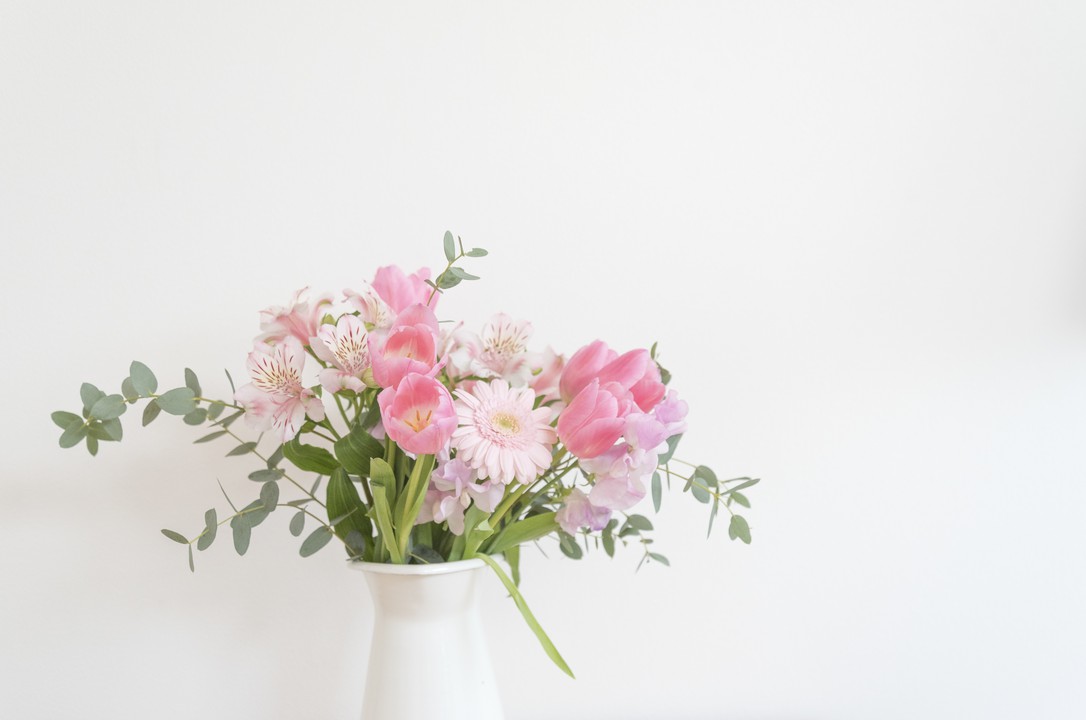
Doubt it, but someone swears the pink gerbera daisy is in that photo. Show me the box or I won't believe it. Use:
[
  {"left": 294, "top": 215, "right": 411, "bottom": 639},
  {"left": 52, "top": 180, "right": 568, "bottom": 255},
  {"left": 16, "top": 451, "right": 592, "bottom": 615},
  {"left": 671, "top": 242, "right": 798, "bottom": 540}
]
[{"left": 451, "top": 380, "right": 556, "bottom": 485}]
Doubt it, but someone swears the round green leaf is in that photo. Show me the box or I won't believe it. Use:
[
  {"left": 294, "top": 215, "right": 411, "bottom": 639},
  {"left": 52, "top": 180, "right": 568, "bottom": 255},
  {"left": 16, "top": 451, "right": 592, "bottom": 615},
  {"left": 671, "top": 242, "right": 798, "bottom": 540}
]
[
  {"left": 129, "top": 361, "right": 157, "bottom": 396},
  {"left": 157, "top": 387, "right": 197, "bottom": 415},
  {"left": 51, "top": 411, "right": 82, "bottom": 429},
  {"left": 90, "top": 394, "right": 127, "bottom": 421}
]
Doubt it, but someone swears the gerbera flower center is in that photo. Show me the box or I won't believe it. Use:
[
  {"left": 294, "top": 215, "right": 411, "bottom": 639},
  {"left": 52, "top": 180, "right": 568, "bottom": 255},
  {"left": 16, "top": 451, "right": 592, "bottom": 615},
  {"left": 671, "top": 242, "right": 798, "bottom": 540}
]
[{"left": 491, "top": 411, "right": 521, "bottom": 436}]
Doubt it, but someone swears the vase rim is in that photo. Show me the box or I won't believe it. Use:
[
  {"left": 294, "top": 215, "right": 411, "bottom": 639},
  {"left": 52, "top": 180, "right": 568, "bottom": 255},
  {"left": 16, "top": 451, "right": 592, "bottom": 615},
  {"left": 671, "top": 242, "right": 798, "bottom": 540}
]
[{"left": 347, "top": 556, "right": 488, "bottom": 576}]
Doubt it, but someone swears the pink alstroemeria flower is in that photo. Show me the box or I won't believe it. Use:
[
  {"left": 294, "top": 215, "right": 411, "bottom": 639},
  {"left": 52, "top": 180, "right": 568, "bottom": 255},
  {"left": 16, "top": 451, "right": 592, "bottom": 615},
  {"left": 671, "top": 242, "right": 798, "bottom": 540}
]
[
  {"left": 371, "top": 265, "right": 436, "bottom": 314},
  {"left": 369, "top": 304, "right": 439, "bottom": 389},
  {"left": 475, "top": 313, "right": 533, "bottom": 382},
  {"left": 556, "top": 379, "right": 628, "bottom": 459},
  {"left": 234, "top": 336, "right": 326, "bottom": 442},
  {"left": 377, "top": 373, "right": 457, "bottom": 455},
  {"left": 312, "top": 314, "right": 370, "bottom": 393},
  {"left": 343, "top": 287, "right": 395, "bottom": 330},
  {"left": 556, "top": 488, "right": 612, "bottom": 535},
  {"left": 529, "top": 346, "right": 565, "bottom": 404},
  {"left": 559, "top": 341, "right": 666, "bottom": 412},
  {"left": 258, "top": 287, "right": 333, "bottom": 345}
]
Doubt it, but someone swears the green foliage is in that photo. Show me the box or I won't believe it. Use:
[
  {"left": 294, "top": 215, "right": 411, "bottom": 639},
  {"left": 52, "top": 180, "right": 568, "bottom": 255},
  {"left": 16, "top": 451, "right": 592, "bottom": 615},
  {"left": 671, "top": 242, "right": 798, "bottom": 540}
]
[
  {"left": 368, "top": 458, "right": 402, "bottom": 563},
  {"left": 197, "top": 509, "right": 217, "bottom": 551},
  {"left": 80, "top": 383, "right": 105, "bottom": 416},
  {"left": 300, "top": 526, "right": 334, "bottom": 557},
  {"left": 161, "top": 529, "right": 187, "bottom": 544},
  {"left": 142, "top": 400, "right": 161, "bottom": 426},
  {"left": 486, "top": 512, "right": 559, "bottom": 555},
  {"left": 227, "top": 441, "right": 257, "bottom": 457},
  {"left": 157, "top": 387, "right": 197, "bottom": 415},
  {"left": 558, "top": 532, "right": 583, "bottom": 559},
  {"left": 289, "top": 510, "right": 305, "bottom": 537},
  {"left": 333, "top": 425, "right": 383, "bottom": 476},
  {"left": 248, "top": 468, "right": 284, "bottom": 483},
  {"left": 184, "top": 368, "right": 201, "bottom": 397},
  {"left": 283, "top": 438, "right": 339, "bottom": 474},
  {"left": 129, "top": 361, "right": 157, "bottom": 395},
  {"left": 728, "top": 514, "right": 752, "bottom": 544},
  {"left": 651, "top": 471, "right": 662, "bottom": 512},
  {"left": 443, "top": 231, "right": 456, "bottom": 262},
  {"left": 326, "top": 467, "right": 371, "bottom": 557},
  {"left": 474, "top": 553, "right": 574, "bottom": 679},
  {"left": 194, "top": 430, "right": 227, "bottom": 444}
]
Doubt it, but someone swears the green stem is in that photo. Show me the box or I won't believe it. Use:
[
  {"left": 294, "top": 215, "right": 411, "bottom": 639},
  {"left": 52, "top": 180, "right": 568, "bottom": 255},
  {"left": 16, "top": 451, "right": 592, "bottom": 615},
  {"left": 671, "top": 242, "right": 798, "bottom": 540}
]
[{"left": 220, "top": 426, "right": 327, "bottom": 509}]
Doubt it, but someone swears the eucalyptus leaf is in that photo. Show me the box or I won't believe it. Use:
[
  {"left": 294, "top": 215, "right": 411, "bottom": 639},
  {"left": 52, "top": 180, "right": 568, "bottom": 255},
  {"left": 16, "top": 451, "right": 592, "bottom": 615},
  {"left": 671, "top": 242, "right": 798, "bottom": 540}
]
[
  {"left": 601, "top": 526, "right": 615, "bottom": 558},
  {"left": 443, "top": 230, "right": 456, "bottom": 262},
  {"left": 728, "top": 514, "right": 752, "bottom": 544},
  {"left": 188, "top": 544, "right": 195, "bottom": 572},
  {"left": 100, "top": 418, "right": 123, "bottom": 441},
  {"left": 232, "top": 521, "right": 251, "bottom": 555},
  {"left": 59, "top": 421, "right": 87, "bottom": 449},
  {"left": 731, "top": 491, "right": 751, "bottom": 508},
  {"left": 161, "top": 529, "right": 188, "bottom": 544},
  {"left": 658, "top": 434, "right": 682, "bottom": 464},
  {"left": 299, "top": 526, "right": 334, "bottom": 557},
  {"left": 120, "top": 377, "right": 139, "bottom": 402},
  {"left": 207, "top": 402, "right": 225, "bottom": 420},
  {"left": 690, "top": 481, "right": 711, "bottom": 504},
  {"left": 694, "top": 465, "right": 719, "bottom": 488},
  {"left": 51, "top": 411, "right": 82, "bottom": 429},
  {"left": 142, "top": 400, "right": 161, "bottom": 426},
  {"left": 129, "top": 361, "right": 157, "bottom": 395},
  {"left": 626, "top": 514, "right": 654, "bottom": 531},
  {"left": 85, "top": 435, "right": 99, "bottom": 456},
  {"left": 651, "top": 472, "right": 662, "bottom": 513},
  {"left": 558, "top": 533, "right": 583, "bottom": 559},
  {"left": 289, "top": 510, "right": 305, "bottom": 537},
  {"left": 184, "top": 368, "right": 202, "bottom": 397},
  {"left": 227, "top": 442, "right": 257, "bottom": 457},
  {"left": 437, "top": 273, "right": 461, "bottom": 290},
  {"left": 80, "top": 383, "right": 105, "bottom": 415},
  {"left": 90, "top": 394, "right": 127, "bottom": 421},
  {"left": 183, "top": 408, "right": 208, "bottom": 426},
  {"left": 194, "top": 430, "right": 227, "bottom": 444},
  {"left": 259, "top": 482, "right": 279, "bottom": 512},
  {"left": 197, "top": 509, "right": 217, "bottom": 551},
  {"left": 448, "top": 266, "right": 479, "bottom": 281},
  {"left": 248, "top": 468, "right": 284, "bottom": 483},
  {"left": 465, "top": 247, "right": 488, "bottom": 257},
  {"left": 648, "top": 552, "right": 670, "bottom": 566},
  {"left": 157, "top": 387, "right": 197, "bottom": 416}
]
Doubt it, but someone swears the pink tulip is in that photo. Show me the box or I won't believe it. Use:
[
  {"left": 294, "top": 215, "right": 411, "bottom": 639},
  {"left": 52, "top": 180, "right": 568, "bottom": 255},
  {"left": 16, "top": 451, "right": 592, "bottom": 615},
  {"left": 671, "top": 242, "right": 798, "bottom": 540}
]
[
  {"left": 556, "top": 379, "right": 627, "bottom": 459},
  {"left": 371, "top": 265, "right": 436, "bottom": 314},
  {"left": 377, "top": 373, "right": 457, "bottom": 455},
  {"left": 369, "top": 304, "right": 439, "bottom": 388},
  {"left": 559, "top": 342, "right": 667, "bottom": 412},
  {"left": 559, "top": 340, "right": 617, "bottom": 403}
]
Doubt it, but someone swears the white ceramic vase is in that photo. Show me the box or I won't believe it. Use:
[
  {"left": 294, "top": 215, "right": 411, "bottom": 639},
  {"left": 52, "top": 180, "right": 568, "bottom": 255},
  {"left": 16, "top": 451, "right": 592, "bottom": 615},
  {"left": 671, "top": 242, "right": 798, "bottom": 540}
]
[{"left": 350, "top": 557, "right": 504, "bottom": 720}]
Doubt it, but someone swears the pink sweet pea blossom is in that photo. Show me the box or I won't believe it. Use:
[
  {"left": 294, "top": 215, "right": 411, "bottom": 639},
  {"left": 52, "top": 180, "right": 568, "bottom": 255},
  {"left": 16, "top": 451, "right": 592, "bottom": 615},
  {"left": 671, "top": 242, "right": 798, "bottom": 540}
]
[
  {"left": 581, "top": 445, "right": 656, "bottom": 511},
  {"left": 653, "top": 389, "right": 688, "bottom": 438},
  {"left": 369, "top": 304, "right": 439, "bottom": 389},
  {"left": 556, "top": 379, "right": 627, "bottom": 459},
  {"left": 377, "top": 373, "right": 457, "bottom": 455},
  {"left": 371, "top": 265, "right": 436, "bottom": 314},
  {"left": 556, "top": 488, "right": 612, "bottom": 535},
  {"left": 258, "top": 287, "right": 333, "bottom": 345},
  {"left": 312, "top": 314, "right": 370, "bottom": 393},
  {"left": 234, "top": 336, "right": 326, "bottom": 442},
  {"left": 416, "top": 457, "right": 507, "bottom": 534}
]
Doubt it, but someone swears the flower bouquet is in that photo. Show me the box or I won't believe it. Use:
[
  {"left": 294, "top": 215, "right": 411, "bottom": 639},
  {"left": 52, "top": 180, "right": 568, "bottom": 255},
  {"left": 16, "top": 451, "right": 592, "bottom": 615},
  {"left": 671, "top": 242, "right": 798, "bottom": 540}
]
[{"left": 54, "top": 233, "right": 757, "bottom": 712}]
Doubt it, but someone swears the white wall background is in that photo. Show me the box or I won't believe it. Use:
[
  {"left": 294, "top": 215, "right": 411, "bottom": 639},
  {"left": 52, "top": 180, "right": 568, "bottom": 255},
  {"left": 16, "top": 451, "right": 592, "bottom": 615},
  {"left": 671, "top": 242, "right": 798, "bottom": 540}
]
[{"left": 2, "top": 2, "right": 1085, "bottom": 718}]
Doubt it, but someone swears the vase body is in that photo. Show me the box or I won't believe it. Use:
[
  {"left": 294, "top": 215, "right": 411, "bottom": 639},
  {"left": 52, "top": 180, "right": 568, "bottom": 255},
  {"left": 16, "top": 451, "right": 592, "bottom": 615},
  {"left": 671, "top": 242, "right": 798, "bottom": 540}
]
[{"left": 351, "top": 558, "right": 504, "bottom": 720}]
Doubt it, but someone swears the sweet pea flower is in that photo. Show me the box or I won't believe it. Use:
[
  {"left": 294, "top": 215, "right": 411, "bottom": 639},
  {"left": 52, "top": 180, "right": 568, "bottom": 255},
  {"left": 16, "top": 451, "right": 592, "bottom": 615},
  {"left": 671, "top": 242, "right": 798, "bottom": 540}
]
[
  {"left": 556, "top": 488, "right": 612, "bottom": 535},
  {"left": 624, "top": 412, "right": 670, "bottom": 453},
  {"left": 416, "top": 457, "right": 506, "bottom": 534},
  {"left": 258, "top": 287, "right": 333, "bottom": 345},
  {"left": 556, "top": 379, "right": 627, "bottom": 459},
  {"left": 559, "top": 340, "right": 617, "bottom": 403},
  {"left": 581, "top": 445, "right": 656, "bottom": 511},
  {"left": 312, "top": 314, "right": 370, "bottom": 393},
  {"left": 369, "top": 304, "right": 439, "bottom": 388},
  {"left": 371, "top": 265, "right": 436, "bottom": 314},
  {"left": 377, "top": 373, "right": 457, "bottom": 455},
  {"left": 234, "top": 336, "right": 326, "bottom": 442},
  {"left": 653, "top": 389, "right": 688, "bottom": 438}
]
